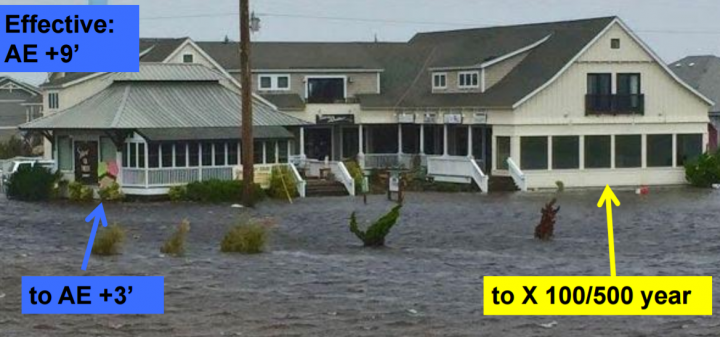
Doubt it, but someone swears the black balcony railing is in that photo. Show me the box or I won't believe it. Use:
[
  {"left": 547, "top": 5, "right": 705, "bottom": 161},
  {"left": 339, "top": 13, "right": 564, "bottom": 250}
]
[{"left": 585, "top": 94, "right": 645, "bottom": 115}]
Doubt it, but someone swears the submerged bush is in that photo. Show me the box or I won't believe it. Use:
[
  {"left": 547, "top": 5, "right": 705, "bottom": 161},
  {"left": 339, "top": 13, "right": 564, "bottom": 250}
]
[
  {"left": 535, "top": 199, "right": 560, "bottom": 241},
  {"left": 92, "top": 223, "right": 125, "bottom": 256},
  {"left": 350, "top": 205, "right": 402, "bottom": 247},
  {"left": 221, "top": 220, "right": 268, "bottom": 254},
  {"left": 268, "top": 166, "right": 298, "bottom": 200},
  {"left": 69, "top": 182, "right": 94, "bottom": 202},
  {"left": 98, "top": 182, "right": 124, "bottom": 202},
  {"left": 6, "top": 165, "right": 60, "bottom": 201},
  {"left": 168, "top": 185, "right": 187, "bottom": 202},
  {"left": 685, "top": 151, "right": 720, "bottom": 188},
  {"left": 161, "top": 219, "right": 190, "bottom": 256},
  {"left": 344, "top": 160, "right": 364, "bottom": 194},
  {"left": 184, "top": 179, "right": 265, "bottom": 203}
]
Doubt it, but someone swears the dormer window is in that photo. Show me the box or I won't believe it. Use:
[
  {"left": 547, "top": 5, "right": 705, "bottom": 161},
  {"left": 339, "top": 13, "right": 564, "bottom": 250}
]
[
  {"left": 258, "top": 74, "right": 291, "bottom": 91},
  {"left": 611, "top": 38, "right": 621, "bottom": 49},
  {"left": 432, "top": 73, "right": 447, "bottom": 89},
  {"left": 182, "top": 53, "right": 194, "bottom": 63},
  {"left": 458, "top": 71, "right": 480, "bottom": 89}
]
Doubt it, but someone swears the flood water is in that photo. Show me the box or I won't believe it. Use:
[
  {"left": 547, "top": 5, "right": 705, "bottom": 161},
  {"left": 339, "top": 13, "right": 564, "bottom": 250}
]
[{"left": 1, "top": 189, "right": 719, "bottom": 336}]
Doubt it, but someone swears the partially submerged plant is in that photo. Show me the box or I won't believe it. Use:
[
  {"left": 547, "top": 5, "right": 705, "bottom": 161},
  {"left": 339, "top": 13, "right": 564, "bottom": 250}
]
[
  {"left": 98, "top": 182, "right": 125, "bottom": 202},
  {"left": 350, "top": 205, "right": 402, "bottom": 247},
  {"left": 69, "top": 182, "right": 94, "bottom": 202},
  {"left": 535, "top": 199, "right": 560, "bottom": 241},
  {"left": 92, "top": 223, "right": 125, "bottom": 256},
  {"left": 220, "top": 219, "right": 269, "bottom": 254},
  {"left": 161, "top": 219, "right": 191, "bottom": 256}
]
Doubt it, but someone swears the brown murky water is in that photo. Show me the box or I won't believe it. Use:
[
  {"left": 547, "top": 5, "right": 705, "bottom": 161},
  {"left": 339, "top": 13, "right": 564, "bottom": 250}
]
[{"left": 1, "top": 189, "right": 719, "bottom": 336}]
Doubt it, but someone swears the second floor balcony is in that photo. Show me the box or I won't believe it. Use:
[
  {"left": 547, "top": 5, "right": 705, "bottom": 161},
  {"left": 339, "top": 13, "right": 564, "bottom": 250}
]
[{"left": 586, "top": 94, "right": 645, "bottom": 116}]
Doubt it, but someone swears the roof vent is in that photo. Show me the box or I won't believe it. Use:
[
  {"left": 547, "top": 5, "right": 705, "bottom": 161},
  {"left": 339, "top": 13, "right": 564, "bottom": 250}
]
[
  {"left": 675, "top": 63, "right": 682, "bottom": 67},
  {"left": 689, "top": 62, "right": 695, "bottom": 67}
]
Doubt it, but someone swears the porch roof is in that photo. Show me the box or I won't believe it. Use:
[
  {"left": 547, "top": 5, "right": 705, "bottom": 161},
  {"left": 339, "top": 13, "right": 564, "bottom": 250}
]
[
  {"left": 137, "top": 126, "right": 293, "bottom": 141},
  {"left": 21, "top": 81, "right": 309, "bottom": 132}
]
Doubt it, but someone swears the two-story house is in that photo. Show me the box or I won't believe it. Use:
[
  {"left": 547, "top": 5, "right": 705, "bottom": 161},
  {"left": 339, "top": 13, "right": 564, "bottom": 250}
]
[
  {"left": 0, "top": 76, "right": 41, "bottom": 142},
  {"left": 22, "top": 16, "right": 713, "bottom": 195}
]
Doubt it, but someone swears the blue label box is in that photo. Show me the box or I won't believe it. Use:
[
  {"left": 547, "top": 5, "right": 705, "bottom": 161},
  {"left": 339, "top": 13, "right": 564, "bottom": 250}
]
[
  {"left": 22, "top": 276, "right": 164, "bottom": 314},
  {"left": 0, "top": 5, "right": 139, "bottom": 72}
]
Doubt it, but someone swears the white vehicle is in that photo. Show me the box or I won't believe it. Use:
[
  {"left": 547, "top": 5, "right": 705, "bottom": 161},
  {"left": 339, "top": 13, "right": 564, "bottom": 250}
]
[{"left": 0, "top": 159, "right": 56, "bottom": 193}]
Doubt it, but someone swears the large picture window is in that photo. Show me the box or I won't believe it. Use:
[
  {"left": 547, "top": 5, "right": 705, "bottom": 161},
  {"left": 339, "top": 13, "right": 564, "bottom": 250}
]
[
  {"left": 521, "top": 136, "right": 548, "bottom": 170},
  {"left": 307, "top": 77, "right": 345, "bottom": 103},
  {"left": 584, "top": 135, "right": 611, "bottom": 169},
  {"left": 615, "top": 135, "right": 641, "bottom": 168},
  {"left": 647, "top": 134, "right": 672, "bottom": 167},
  {"left": 552, "top": 136, "right": 579, "bottom": 169},
  {"left": 677, "top": 134, "right": 703, "bottom": 166}
]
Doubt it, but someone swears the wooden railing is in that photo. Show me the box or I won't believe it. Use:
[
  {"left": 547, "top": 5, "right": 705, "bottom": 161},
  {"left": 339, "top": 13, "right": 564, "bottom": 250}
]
[
  {"left": 507, "top": 158, "right": 527, "bottom": 192},
  {"left": 287, "top": 163, "right": 306, "bottom": 198},
  {"left": 427, "top": 156, "right": 488, "bottom": 193}
]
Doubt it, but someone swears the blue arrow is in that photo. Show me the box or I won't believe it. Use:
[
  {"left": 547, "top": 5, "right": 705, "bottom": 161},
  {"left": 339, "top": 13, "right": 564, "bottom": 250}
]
[{"left": 82, "top": 203, "right": 108, "bottom": 271}]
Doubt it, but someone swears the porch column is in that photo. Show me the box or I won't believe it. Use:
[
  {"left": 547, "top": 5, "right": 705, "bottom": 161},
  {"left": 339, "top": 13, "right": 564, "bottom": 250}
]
[
  {"left": 579, "top": 136, "right": 585, "bottom": 170},
  {"left": 275, "top": 141, "right": 279, "bottom": 164},
  {"left": 419, "top": 125, "right": 425, "bottom": 154},
  {"left": 198, "top": 144, "right": 203, "bottom": 181},
  {"left": 397, "top": 124, "right": 403, "bottom": 159},
  {"left": 144, "top": 142, "right": 149, "bottom": 188},
  {"left": 467, "top": 125, "right": 473, "bottom": 159},
  {"left": 443, "top": 124, "right": 448, "bottom": 156},
  {"left": 357, "top": 124, "right": 365, "bottom": 169},
  {"left": 262, "top": 142, "right": 267, "bottom": 164},
  {"left": 116, "top": 149, "right": 123, "bottom": 185},
  {"left": 299, "top": 127, "right": 306, "bottom": 161},
  {"left": 671, "top": 134, "right": 677, "bottom": 168}
]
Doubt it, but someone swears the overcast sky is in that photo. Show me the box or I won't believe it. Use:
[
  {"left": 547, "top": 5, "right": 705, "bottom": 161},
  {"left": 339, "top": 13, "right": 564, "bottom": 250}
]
[{"left": 3, "top": 0, "right": 720, "bottom": 85}]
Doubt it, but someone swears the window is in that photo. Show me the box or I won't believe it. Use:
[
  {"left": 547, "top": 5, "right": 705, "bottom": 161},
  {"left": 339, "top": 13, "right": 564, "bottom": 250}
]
[
  {"left": 611, "top": 38, "right": 621, "bottom": 49},
  {"left": 369, "top": 125, "right": 398, "bottom": 154},
  {"left": 175, "top": 143, "right": 187, "bottom": 167},
  {"left": 615, "top": 135, "right": 641, "bottom": 168},
  {"left": 278, "top": 141, "right": 289, "bottom": 163},
  {"left": 182, "top": 53, "right": 194, "bottom": 63},
  {"left": 138, "top": 144, "right": 145, "bottom": 168},
  {"left": 228, "top": 142, "right": 239, "bottom": 165},
  {"left": 402, "top": 124, "right": 420, "bottom": 154},
  {"left": 617, "top": 73, "right": 642, "bottom": 111},
  {"left": 521, "top": 137, "right": 548, "bottom": 170},
  {"left": 258, "top": 75, "right": 290, "bottom": 91},
  {"left": 124, "top": 143, "right": 145, "bottom": 169},
  {"left": 254, "top": 141, "right": 264, "bottom": 164},
  {"left": 57, "top": 136, "right": 72, "bottom": 171},
  {"left": 458, "top": 71, "right": 480, "bottom": 89},
  {"left": 552, "top": 136, "right": 579, "bottom": 169},
  {"left": 496, "top": 137, "right": 510, "bottom": 170},
  {"left": 202, "top": 143, "right": 212, "bottom": 166},
  {"left": 148, "top": 143, "right": 159, "bottom": 168},
  {"left": 647, "top": 134, "right": 672, "bottom": 167},
  {"left": 48, "top": 92, "right": 59, "bottom": 109},
  {"left": 587, "top": 73, "right": 611, "bottom": 95},
  {"left": 188, "top": 142, "right": 199, "bottom": 167},
  {"left": 307, "top": 77, "right": 345, "bottom": 103},
  {"left": 161, "top": 143, "right": 173, "bottom": 168},
  {"left": 677, "top": 134, "right": 703, "bottom": 166},
  {"left": 342, "top": 127, "right": 359, "bottom": 159},
  {"left": 129, "top": 143, "right": 137, "bottom": 168},
  {"left": 584, "top": 135, "right": 611, "bottom": 169},
  {"left": 214, "top": 143, "right": 226, "bottom": 166},
  {"left": 265, "top": 141, "right": 276, "bottom": 164},
  {"left": 432, "top": 73, "right": 447, "bottom": 89}
]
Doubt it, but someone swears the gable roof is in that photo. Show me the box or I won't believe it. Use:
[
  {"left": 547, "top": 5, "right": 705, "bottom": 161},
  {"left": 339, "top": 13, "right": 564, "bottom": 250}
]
[
  {"left": 0, "top": 76, "right": 40, "bottom": 95},
  {"left": 671, "top": 55, "right": 720, "bottom": 113}
]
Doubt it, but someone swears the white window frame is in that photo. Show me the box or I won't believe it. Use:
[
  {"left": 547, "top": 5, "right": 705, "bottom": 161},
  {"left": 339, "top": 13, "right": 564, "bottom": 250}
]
[
  {"left": 458, "top": 71, "right": 480, "bottom": 89},
  {"left": 432, "top": 72, "right": 447, "bottom": 90},
  {"left": 304, "top": 75, "right": 348, "bottom": 102},
  {"left": 182, "top": 53, "right": 195, "bottom": 64},
  {"left": 258, "top": 74, "right": 291, "bottom": 91},
  {"left": 48, "top": 92, "right": 59, "bottom": 110}
]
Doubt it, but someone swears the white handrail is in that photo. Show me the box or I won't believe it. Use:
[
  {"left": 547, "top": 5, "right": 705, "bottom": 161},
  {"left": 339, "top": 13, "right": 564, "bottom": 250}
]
[
  {"left": 507, "top": 158, "right": 528, "bottom": 192},
  {"left": 330, "top": 161, "right": 356, "bottom": 196},
  {"left": 287, "top": 163, "right": 306, "bottom": 198},
  {"left": 469, "top": 159, "right": 489, "bottom": 193}
]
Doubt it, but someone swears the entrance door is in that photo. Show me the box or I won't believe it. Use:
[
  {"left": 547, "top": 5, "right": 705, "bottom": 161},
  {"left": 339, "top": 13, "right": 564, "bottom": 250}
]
[
  {"left": 74, "top": 141, "right": 99, "bottom": 185},
  {"left": 472, "top": 127, "right": 492, "bottom": 173},
  {"left": 305, "top": 128, "right": 332, "bottom": 161}
]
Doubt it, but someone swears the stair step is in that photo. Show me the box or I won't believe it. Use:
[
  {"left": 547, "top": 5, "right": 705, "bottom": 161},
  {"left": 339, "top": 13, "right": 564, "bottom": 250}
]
[
  {"left": 305, "top": 179, "right": 350, "bottom": 197},
  {"left": 488, "top": 176, "right": 519, "bottom": 192}
]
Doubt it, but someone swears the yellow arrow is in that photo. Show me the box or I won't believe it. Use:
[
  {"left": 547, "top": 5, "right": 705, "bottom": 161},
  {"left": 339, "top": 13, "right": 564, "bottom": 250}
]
[{"left": 597, "top": 185, "right": 621, "bottom": 277}]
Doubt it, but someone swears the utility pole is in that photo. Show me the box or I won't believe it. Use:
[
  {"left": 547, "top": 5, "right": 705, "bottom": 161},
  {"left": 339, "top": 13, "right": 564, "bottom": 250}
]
[{"left": 240, "top": 0, "right": 255, "bottom": 206}]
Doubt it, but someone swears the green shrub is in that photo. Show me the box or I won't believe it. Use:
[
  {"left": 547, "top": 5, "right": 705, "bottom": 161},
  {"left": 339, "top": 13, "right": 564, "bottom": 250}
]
[
  {"left": 185, "top": 179, "right": 265, "bottom": 203},
  {"left": 6, "top": 165, "right": 60, "bottom": 201},
  {"left": 161, "top": 219, "right": 190, "bottom": 256},
  {"left": 168, "top": 185, "right": 187, "bottom": 202},
  {"left": 344, "top": 160, "right": 364, "bottom": 194},
  {"left": 221, "top": 220, "right": 268, "bottom": 254},
  {"left": 268, "top": 166, "right": 298, "bottom": 199},
  {"left": 350, "top": 205, "right": 402, "bottom": 247},
  {"left": 555, "top": 181, "right": 565, "bottom": 193},
  {"left": 0, "top": 137, "right": 32, "bottom": 159},
  {"left": 98, "top": 182, "right": 124, "bottom": 202},
  {"left": 69, "top": 181, "right": 94, "bottom": 202},
  {"left": 685, "top": 151, "right": 720, "bottom": 188},
  {"left": 92, "top": 223, "right": 125, "bottom": 256}
]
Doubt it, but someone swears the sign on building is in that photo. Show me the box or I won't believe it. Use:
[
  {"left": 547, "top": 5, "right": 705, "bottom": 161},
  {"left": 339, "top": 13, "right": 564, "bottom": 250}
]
[
  {"left": 473, "top": 112, "right": 488, "bottom": 124},
  {"left": 398, "top": 113, "right": 415, "bottom": 124},
  {"left": 444, "top": 113, "right": 463, "bottom": 124},
  {"left": 316, "top": 114, "right": 355, "bottom": 125}
]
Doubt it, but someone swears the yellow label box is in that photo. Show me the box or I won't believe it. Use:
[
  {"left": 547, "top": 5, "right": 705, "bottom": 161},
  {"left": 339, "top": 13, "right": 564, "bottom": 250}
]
[{"left": 484, "top": 276, "right": 712, "bottom": 316}]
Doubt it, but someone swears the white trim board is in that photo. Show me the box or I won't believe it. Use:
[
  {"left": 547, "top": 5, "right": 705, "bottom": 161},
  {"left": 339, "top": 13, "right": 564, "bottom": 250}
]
[{"left": 512, "top": 18, "right": 715, "bottom": 109}]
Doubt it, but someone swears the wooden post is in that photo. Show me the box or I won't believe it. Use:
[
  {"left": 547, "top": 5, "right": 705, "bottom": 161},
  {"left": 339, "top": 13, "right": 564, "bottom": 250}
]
[{"left": 240, "top": 0, "right": 255, "bottom": 206}]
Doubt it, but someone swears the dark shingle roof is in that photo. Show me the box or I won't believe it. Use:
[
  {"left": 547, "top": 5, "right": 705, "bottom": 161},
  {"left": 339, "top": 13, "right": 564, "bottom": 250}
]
[
  {"left": 197, "top": 41, "right": 390, "bottom": 71},
  {"left": 671, "top": 55, "right": 720, "bottom": 113},
  {"left": 260, "top": 94, "right": 306, "bottom": 111}
]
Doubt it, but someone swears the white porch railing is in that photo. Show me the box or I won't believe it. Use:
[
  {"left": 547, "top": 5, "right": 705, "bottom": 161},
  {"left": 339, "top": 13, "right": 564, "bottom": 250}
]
[
  {"left": 427, "top": 156, "right": 488, "bottom": 193},
  {"left": 330, "top": 161, "right": 356, "bottom": 196},
  {"left": 507, "top": 158, "right": 528, "bottom": 192},
  {"left": 120, "top": 166, "right": 244, "bottom": 188},
  {"left": 287, "top": 163, "right": 306, "bottom": 198},
  {"left": 122, "top": 168, "right": 146, "bottom": 187}
]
